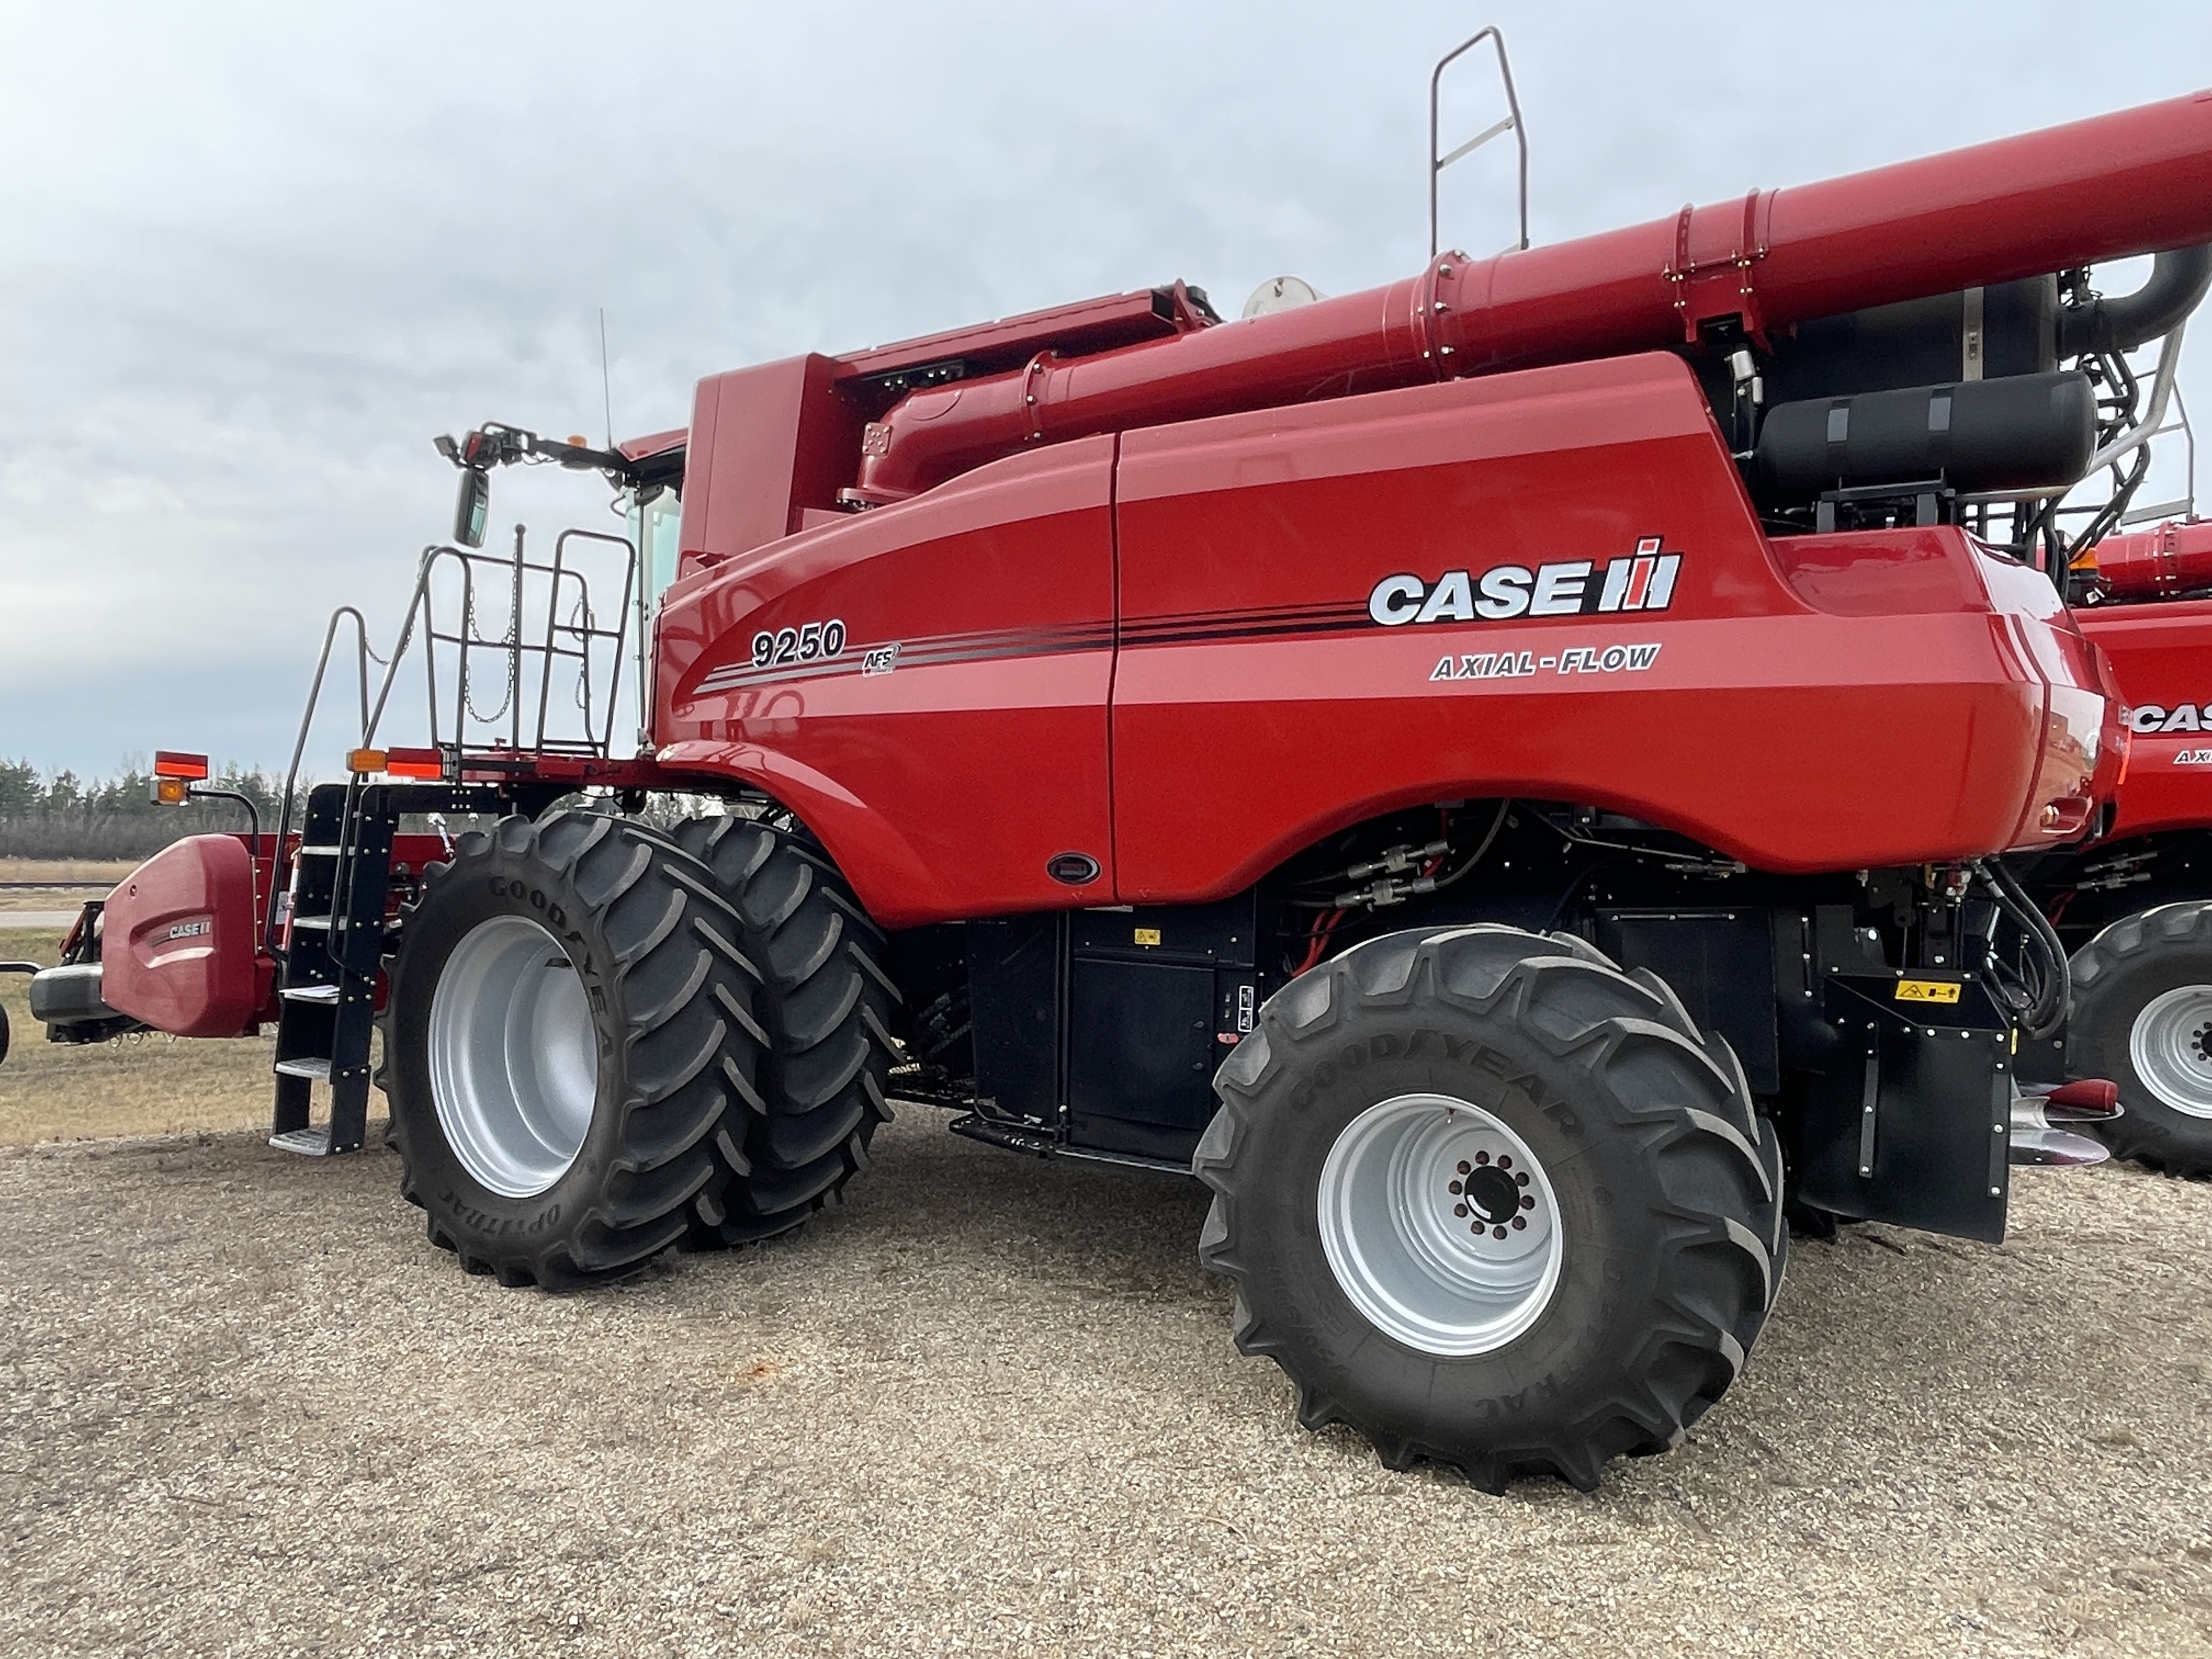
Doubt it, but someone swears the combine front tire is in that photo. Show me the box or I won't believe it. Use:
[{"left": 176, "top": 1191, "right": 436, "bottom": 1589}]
[
  {"left": 1195, "top": 924, "right": 1784, "bottom": 1491},
  {"left": 380, "top": 811, "right": 765, "bottom": 1287},
  {"left": 2069, "top": 901, "right": 2212, "bottom": 1176},
  {"left": 674, "top": 815, "right": 898, "bottom": 1243}
]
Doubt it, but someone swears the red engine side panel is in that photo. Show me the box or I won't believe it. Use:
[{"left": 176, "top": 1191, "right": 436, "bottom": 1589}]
[
  {"left": 2076, "top": 597, "right": 2212, "bottom": 837},
  {"left": 655, "top": 435, "right": 1119, "bottom": 928},
  {"left": 1110, "top": 354, "right": 2094, "bottom": 896},
  {"left": 101, "top": 834, "right": 264, "bottom": 1038},
  {"left": 650, "top": 354, "right": 2102, "bottom": 927}
]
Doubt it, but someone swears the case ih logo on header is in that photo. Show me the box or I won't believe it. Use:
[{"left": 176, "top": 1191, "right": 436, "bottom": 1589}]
[{"left": 1369, "top": 538, "right": 1682, "bottom": 627}]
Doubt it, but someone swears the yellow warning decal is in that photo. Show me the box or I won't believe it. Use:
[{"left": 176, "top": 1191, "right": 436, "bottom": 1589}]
[
  {"left": 1895, "top": 978, "right": 1962, "bottom": 1004},
  {"left": 1133, "top": 928, "right": 1162, "bottom": 947}
]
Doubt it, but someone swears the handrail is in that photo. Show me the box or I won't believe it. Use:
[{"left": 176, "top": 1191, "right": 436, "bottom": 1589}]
[
  {"left": 267, "top": 526, "right": 646, "bottom": 958},
  {"left": 266, "top": 605, "right": 380, "bottom": 956},
  {"left": 1429, "top": 26, "right": 1529, "bottom": 260}
]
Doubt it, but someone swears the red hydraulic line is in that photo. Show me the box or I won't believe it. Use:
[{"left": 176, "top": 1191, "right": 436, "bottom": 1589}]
[{"left": 854, "top": 89, "right": 2212, "bottom": 501}]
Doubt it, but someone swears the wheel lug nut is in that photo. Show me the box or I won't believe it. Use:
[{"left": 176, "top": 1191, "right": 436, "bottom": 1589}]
[
  {"left": 1475, "top": 1151, "right": 1490, "bottom": 1165},
  {"left": 1521, "top": 1194, "right": 1535, "bottom": 1210},
  {"left": 1497, "top": 1155, "right": 1511, "bottom": 1170},
  {"left": 1448, "top": 1180, "right": 1463, "bottom": 1194},
  {"left": 1492, "top": 1226, "right": 1508, "bottom": 1240},
  {"left": 1457, "top": 1160, "right": 1471, "bottom": 1175},
  {"left": 1514, "top": 1172, "right": 1530, "bottom": 1187},
  {"left": 1511, "top": 1216, "right": 1527, "bottom": 1231},
  {"left": 1453, "top": 1204, "right": 1468, "bottom": 1218}
]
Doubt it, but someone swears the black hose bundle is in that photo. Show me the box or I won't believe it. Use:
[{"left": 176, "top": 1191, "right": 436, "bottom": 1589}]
[{"left": 1979, "top": 861, "right": 2070, "bottom": 1041}]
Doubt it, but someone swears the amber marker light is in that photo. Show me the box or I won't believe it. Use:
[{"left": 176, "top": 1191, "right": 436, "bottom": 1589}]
[{"left": 347, "top": 748, "right": 388, "bottom": 775}]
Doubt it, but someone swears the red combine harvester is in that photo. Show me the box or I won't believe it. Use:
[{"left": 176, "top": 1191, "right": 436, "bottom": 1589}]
[
  {"left": 27, "top": 64, "right": 2212, "bottom": 1489},
  {"left": 2021, "top": 512, "right": 2212, "bottom": 1175}
]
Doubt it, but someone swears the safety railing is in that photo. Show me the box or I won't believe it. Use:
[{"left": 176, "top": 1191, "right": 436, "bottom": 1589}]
[{"left": 264, "top": 526, "right": 639, "bottom": 952}]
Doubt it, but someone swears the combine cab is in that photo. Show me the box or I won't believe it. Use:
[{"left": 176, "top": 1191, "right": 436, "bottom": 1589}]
[{"left": 36, "top": 53, "right": 2212, "bottom": 1490}]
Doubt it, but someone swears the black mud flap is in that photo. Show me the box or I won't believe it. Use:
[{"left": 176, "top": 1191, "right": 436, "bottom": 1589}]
[{"left": 1795, "top": 973, "right": 2013, "bottom": 1243}]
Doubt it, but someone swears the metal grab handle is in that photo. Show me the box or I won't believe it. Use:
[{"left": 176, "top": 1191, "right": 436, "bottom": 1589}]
[
  {"left": 267, "top": 604, "right": 383, "bottom": 956},
  {"left": 1429, "top": 25, "right": 1529, "bottom": 259}
]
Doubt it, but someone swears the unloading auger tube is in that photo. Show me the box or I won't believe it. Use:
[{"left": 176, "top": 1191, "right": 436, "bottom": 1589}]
[{"left": 852, "top": 91, "right": 2212, "bottom": 501}]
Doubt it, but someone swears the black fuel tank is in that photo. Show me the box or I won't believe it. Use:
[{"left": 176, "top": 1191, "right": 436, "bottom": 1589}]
[{"left": 1754, "top": 370, "right": 2095, "bottom": 504}]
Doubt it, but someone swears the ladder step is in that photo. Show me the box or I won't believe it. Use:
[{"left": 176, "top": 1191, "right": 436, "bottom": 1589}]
[
  {"left": 297, "top": 844, "right": 342, "bottom": 857},
  {"left": 280, "top": 984, "right": 341, "bottom": 1005},
  {"left": 291, "top": 915, "right": 334, "bottom": 931},
  {"left": 269, "top": 1127, "right": 365, "bottom": 1156},
  {"left": 274, "top": 1057, "right": 331, "bottom": 1081}
]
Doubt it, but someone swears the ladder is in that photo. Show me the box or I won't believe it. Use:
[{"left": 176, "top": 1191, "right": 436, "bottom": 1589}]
[
  {"left": 268, "top": 779, "right": 507, "bottom": 1154},
  {"left": 261, "top": 525, "right": 639, "bottom": 1155},
  {"left": 268, "top": 781, "right": 393, "bottom": 1155}
]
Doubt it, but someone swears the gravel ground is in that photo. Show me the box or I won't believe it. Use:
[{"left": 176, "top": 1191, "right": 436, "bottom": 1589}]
[{"left": 1, "top": 1109, "right": 2208, "bottom": 1658}]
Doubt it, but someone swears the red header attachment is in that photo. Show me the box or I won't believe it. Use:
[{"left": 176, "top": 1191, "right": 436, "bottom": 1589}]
[
  {"left": 2091, "top": 518, "right": 2212, "bottom": 599},
  {"left": 153, "top": 751, "right": 210, "bottom": 780}
]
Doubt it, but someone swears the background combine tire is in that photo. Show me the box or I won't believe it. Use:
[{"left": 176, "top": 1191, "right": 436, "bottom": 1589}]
[
  {"left": 1195, "top": 923, "right": 1785, "bottom": 1492},
  {"left": 2069, "top": 901, "right": 2212, "bottom": 1177},
  {"left": 380, "top": 810, "right": 765, "bottom": 1287},
  {"left": 674, "top": 814, "right": 897, "bottom": 1244}
]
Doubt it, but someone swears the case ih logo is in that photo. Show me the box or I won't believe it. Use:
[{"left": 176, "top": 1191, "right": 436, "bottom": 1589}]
[
  {"left": 1369, "top": 538, "right": 1682, "bottom": 627},
  {"left": 2130, "top": 702, "right": 2210, "bottom": 735}
]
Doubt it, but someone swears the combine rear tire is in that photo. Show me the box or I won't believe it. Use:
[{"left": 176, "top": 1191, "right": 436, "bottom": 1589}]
[
  {"left": 674, "top": 814, "right": 897, "bottom": 1243},
  {"left": 2070, "top": 901, "right": 2212, "bottom": 1176},
  {"left": 1195, "top": 923, "right": 1784, "bottom": 1492},
  {"left": 380, "top": 811, "right": 765, "bottom": 1286}
]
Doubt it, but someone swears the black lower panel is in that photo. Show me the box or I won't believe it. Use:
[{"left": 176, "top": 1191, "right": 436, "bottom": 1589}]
[
  {"left": 1793, "top": 974, "right": 2011, "bottom": 1242},
  {"left": 966, "top": 916, "right": 1060, "bottom": 1125},
  {"left": 1596, "top": 907, "right": 1781, "bottom": 1094},
  {"left": 1066, "top": 958, "right": 1217, "bottom": 1161}
]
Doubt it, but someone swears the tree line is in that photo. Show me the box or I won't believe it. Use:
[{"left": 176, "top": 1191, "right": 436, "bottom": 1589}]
[{"left": 0, "top": 759, "right": 289, "bottom": 860}]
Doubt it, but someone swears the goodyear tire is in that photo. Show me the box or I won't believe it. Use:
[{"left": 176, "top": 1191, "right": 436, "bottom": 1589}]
[
  {"left": 674, "top": 814, "right": 897, "bottom": 1243},
  {"left": 1194, "top": 923, "right": 1785, "bottom": 1492},
  {"left": 2070, "top": 901, "right": 2212, "bottom": 1176},
  {"left": 380, "top": 810, "right": 765, "bottom": 1287}
]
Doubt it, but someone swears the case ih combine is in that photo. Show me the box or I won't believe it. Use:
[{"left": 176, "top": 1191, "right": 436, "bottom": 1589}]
[
  {"left": 2026, "top": 518, "right": 2212, "bottom": 1177},
  {"left": 21, "top": 69, "right": 2212, "bottom": 1491}
]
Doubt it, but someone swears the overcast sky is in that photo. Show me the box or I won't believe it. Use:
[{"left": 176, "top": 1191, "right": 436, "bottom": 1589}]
[{"left": 3, "top": 1, "right": 2210, "bottom": 778}]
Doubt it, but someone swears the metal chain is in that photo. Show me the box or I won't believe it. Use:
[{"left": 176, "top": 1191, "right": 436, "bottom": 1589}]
[{"left": 461, "top": 585, "right": 518, "bottom": 727}]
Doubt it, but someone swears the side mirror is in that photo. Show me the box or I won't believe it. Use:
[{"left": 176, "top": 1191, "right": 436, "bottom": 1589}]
[{"left": 454, "top": 468, "right": 490, "bottom": 548}]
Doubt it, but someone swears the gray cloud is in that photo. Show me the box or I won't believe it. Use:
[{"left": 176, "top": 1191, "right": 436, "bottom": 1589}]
[{"left": 3, "top": 0, "right": 2208, "bottom": 772}]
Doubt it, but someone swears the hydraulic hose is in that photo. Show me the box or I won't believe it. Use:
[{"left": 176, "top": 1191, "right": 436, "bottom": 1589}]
[{"left": 1981, "top": 861, "right": 2070, "bottom": 1042}]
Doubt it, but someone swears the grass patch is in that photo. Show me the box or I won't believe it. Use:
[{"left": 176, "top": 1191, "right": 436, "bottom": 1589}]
[
  {"left": 0, "top": 857, "right": 141, "bottom": 883},
  {"left": 0, "top": 928, "right": 276, "bottom": 1146}
]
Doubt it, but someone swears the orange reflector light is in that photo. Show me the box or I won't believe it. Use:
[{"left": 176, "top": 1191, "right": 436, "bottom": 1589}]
[
  {"left": 385, "top": 747, "right": 444, "bottom": 780},
  {"left": 152, "top": 777, "right": 190, "bottom": 806},
  {"left": 347, "top": 749, "right": 388, "bottom": 775},
  {"left": 153, "top": 750, "right": 210, "bottom": 780}
]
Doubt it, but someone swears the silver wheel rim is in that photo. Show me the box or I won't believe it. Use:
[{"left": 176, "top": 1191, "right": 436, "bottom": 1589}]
[
  {"left": 1316, "top": 1092, "right": 1564, "bottom": 1357},
  {"left": 2129, "top": 984, "right": 2212, "bottom": 1120},
  {"left": 427, "top": 915, "right": 599, "bottom": 1197}
]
